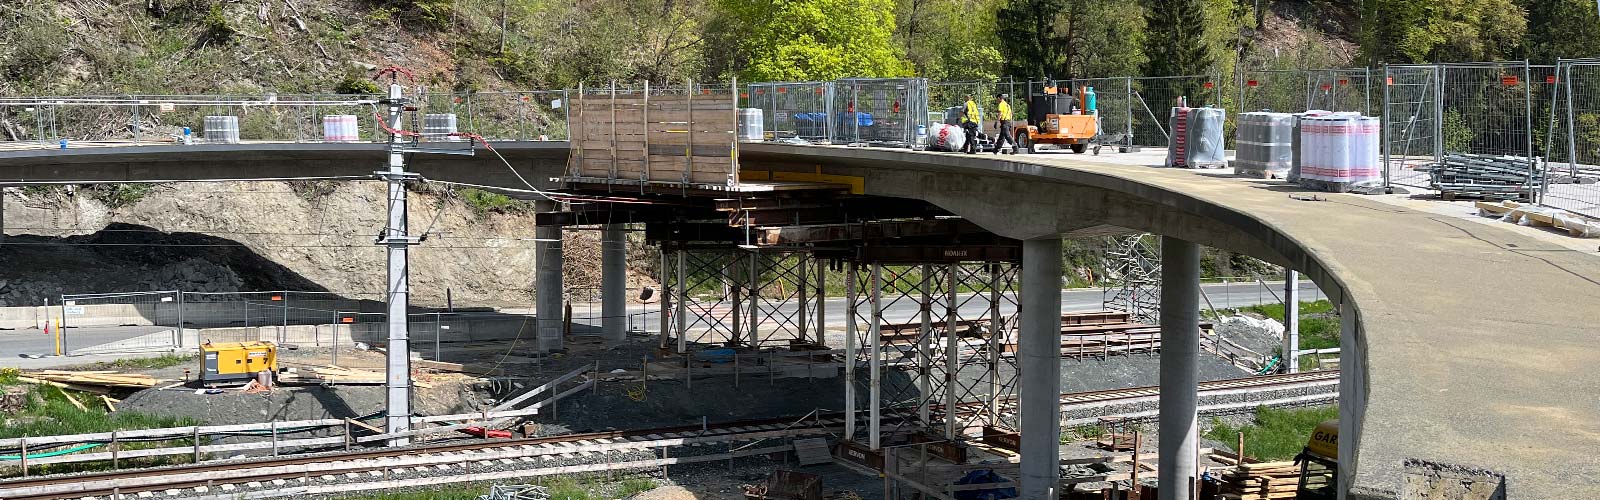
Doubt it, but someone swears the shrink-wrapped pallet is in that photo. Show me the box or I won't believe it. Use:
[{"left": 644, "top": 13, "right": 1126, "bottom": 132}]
[
  {"left": 204, "top": 116, "right": 240, "bottom": 144},
  {"left": 422, "top": 113, "right": 461, "bottom": 141},
  {"left": 322, "top": 115, "right": 359, "bottom": 142},
  {"left": 738, "top": 108, "right": 764, "bottom": 141},
  {"left": 1234, "top": 112, "right": 1295, "bottom": 178},
  {"left": 927, "top": 123, "right": 967, "bottom": 152},
  {"left": 1166, "top": 106, "right": 1227, "bottom": 168},
  {"left": 1297, "top": 113, "right": 1382, "bottom": 192}
]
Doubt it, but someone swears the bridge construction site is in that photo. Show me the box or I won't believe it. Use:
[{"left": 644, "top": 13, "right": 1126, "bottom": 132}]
[{"left": 0, "top": 64, "right": 1596, "bottom": 500}]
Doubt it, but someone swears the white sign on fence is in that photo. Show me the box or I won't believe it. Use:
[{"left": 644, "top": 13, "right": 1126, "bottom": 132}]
[{"left": 64, "top": 306, "right": 85, "bottom": 315}]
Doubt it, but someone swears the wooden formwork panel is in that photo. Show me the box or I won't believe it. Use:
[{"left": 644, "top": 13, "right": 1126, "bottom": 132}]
[{"left": 569, "top": 87, "right": 739, "bottom": 186}]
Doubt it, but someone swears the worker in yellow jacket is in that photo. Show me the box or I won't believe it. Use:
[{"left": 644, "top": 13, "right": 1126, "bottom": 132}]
[
  {"left": 993, "top": 93, "right": 1016, "bottom": 154},
  {"left": 960, "top": 94, "right": 981, "bottom": 154}
]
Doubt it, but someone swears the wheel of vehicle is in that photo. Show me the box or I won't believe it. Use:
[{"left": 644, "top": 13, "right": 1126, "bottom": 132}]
[
  {"left": 1022, "top": 135, "right": 1037, "bottom": 154},
  {"left": 1070, "top": 142, "right": 1088, "bottom": 154}
]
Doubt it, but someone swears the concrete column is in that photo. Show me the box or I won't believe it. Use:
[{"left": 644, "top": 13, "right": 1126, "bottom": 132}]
[
  {"left": 535, "top": 199, "right": 564, "bottom": 352},
  {"left": 1283, "top": 269, "right": 1301, "bottom": 374},
  {"left": 1159, "top": 236, "right": 1201, "bottom": 500},
  {"left": 601, "top": 224, "right": 627, "bottom": 341},
  {"left": 380, "top": 83, "right": 415, "bottom": 446},
  {"left": 1019, "top": 237, "right": 1063, "bottom": 500}
]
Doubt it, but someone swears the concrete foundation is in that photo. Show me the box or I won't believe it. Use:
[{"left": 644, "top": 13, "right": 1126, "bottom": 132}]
[
  {"left": 1159, "top": 236, "right": 1200, "bottom": 500},
  {"left": 535, "top": 199, "right": 564, "bottom": 351},
  {"left": 1019, "top": 237, "right": 1063, "bottom": 499},
  {"left": 601, "top": 224, "right": 627, "bottom": 341}
]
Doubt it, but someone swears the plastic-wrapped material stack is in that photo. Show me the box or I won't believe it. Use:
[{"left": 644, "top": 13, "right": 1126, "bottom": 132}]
[
  {"left": 322, "top": 115, "right": 359, "bottom": 142},
  {"left": 1287, "top": 110, "right": 1332, "bottom": 182},
  {"left": 1297, "top": 113, "right": 1382, "bottom": 192},
  {"left": 204, "top": 116, "right": 240, "bottom": 144},
  {"left": 1234, "top": 112, "right": 1295, "bottom": 178},
  {"left": 1166, "top": 106, "right": 1227, "bottom": 168},
  {"left": 928, "top": 123, "right": 967, "bottom": 152},
  {"left": 737, "top": 108, "right": 764, "bottom": 141},
  {"left": 422, "top": 113, "right": 461, "bottom": 141}
]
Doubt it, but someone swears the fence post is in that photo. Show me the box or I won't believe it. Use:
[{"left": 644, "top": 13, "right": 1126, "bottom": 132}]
[
  {"left": 1565, "top": 60, "right": 1580, "bottom": 182},
  {"left": 1125, "top": 77, "right": 1134, "bottom": 148},
  {"left": 1524, "top": 60, "right": 1537, "bottom": 202},
  {"left": 1382, "top": 65, "right": 1392, "bottom": 188}
]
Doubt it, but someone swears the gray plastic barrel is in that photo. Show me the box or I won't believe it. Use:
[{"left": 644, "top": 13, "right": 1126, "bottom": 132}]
[
  {"left": 422, "top": 113, "right": 460, "bottom": 142},
  {"left": 204, "top": 116, "right": 240, "bottom": 144},
  {"left": 738, "top": 108, "right": 764, "bottom": 141}
]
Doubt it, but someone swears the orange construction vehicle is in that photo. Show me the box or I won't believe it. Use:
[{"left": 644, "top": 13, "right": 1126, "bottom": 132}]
[{"left": 1013, "top": 85, "right": 1099, "bottom": 154}]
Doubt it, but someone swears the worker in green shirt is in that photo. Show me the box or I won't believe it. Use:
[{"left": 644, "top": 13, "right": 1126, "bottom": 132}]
[
  {"left": 994, "top": 93, "right": 1015, "bottom": 154},
  {"left": 960, "top": 94, "right": 981, "bottom": 154}
]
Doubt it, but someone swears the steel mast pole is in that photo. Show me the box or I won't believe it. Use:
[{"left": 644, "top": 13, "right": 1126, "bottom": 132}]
[{"left": 380, "top": 82, "right": 420, "bottom": 446}]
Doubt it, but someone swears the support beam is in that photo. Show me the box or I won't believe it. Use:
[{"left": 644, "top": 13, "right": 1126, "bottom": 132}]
[
  {"left": 815, "top": 260, "right": 827, "bottom": 348},
  {"left": 917, "top": 264, "right": 933, "bottom": 427},
  {"left": 1019, "top": 237, "right": 1063, "bottom": 500},
  {"left": 1284, "top": 269, "right": 1301, "bottom": 374},
  {"left": 675, "top": 250, "right": 687, "bottom": 354},
  {"left": 943, "top": 263, "right": 959, "bottom": 438},
  {"left": 869, "top": 262, "right": 884, "bottom": 450},
  {"left": 797, "top": 254, "right": 809, "bottom": 344},
  {"left": 987, "top": 265, "right": 1001, "bottom": 427},
  {"left": 658, "top": 248, "right": 670, "bottom": 351},
  {"left": 844, "top": 262, "right": 859, "bottom": 442},
  {"left": 601, "top": 224, "right": 628, "bottom": 341},
  {"left": 536, "top": 199, "right": 565, "bottom": 352},
  {"left": 1159, "top": 236, "right": 1201, "bottom": 500}
]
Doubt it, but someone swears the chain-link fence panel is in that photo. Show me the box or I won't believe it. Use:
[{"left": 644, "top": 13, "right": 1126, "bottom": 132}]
[
  {"left": 466, "top": 91, "right": 570, "bottom": 141},
  {"left": 1383, "top": 65, "right": 1442, "bottom": 188},
  {"left": 832, "top": 78, "right": 929, "bottom": 147},
  {"left": 58, "top": 291, "right": 183, "bottom": 354},
  {"left": 1128, "top": 75, "right": 1224, "bottom": 147},
  {"left": 1308, "top": 68, "right": 1376, "bottom": 114},
  {"left": 1547, "top": 60, "right": 1600, "bottom": 217},
  {"left": 747, "top": 82, "right": 835, "bottom": 142},
  {"left": 1240, "top": 70, "right": 1310, "bottom": 114}
]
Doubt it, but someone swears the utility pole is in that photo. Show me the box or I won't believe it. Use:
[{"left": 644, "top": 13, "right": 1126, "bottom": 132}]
[{"left": 379, "top": 81, "right": 421, "bottom": 446}]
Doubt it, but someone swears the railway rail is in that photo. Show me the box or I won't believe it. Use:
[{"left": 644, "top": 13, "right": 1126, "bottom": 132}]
[{"left": 0, "top": 370, "right": 1339, "bottom": 500}]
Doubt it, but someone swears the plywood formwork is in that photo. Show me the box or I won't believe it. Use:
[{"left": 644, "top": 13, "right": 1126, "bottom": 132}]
[{"left": 568, "top": 82, "right": 740, "bottom": 187}]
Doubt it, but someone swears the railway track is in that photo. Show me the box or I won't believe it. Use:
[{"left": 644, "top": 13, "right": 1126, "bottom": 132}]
[{"left": 0, "top": 371, "right": 1339, "bottom": 499}]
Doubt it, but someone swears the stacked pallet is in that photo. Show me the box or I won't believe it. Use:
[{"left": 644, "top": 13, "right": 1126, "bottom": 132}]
[
  {"left": 1426, "top": 154, "right": 1542, "bottom": 201},
  {"left": 1475, "top": 200, "right": 1600, "bottom": 238},
  {"left": 1217, "top": 461, "right": 1317, "bottom": 500}
]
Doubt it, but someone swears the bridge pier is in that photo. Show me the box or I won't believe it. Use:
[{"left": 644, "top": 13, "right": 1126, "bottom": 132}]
[
  {"left": 535, "top": 199, "right": 564, "bottom": 352},
  {"left": 601, "top": 224, "right": 627, "bottom": 341},
  {"left": 1019, "top": 237, "right": 1063, "bottom": 500},
  {"left": 1159, "top": 236, "right": 1201, "bottom": 500}
]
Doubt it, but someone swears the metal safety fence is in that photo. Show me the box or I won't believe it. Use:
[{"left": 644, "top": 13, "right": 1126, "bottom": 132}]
[
  {"left": 832, "top": 78, "right": 930, "bottom": 147},
  {"left": 1546, "top": 59, "right": 1600, "bottom": 218}
]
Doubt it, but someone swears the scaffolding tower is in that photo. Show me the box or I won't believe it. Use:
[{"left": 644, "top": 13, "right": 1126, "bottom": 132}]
[{"left": 1102, "top": 234, "right": 1161, "bottom": 325}]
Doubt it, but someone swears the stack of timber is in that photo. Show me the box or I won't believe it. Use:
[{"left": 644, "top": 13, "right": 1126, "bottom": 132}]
[
  {"left": 19, "top": 371, "right": 162, "bottom": 393},
  {"left": 280, "top": 365, "right": 435, "bottom": 387},
  {"left": 1425, "top": 153, "right": 1541, "bottom": 201},
  {"left": 1216, "top": 461, "right": 1312, "bottom": 499},
  {"left": 569, "top": 83, "right": 739, "bottom": 186}
]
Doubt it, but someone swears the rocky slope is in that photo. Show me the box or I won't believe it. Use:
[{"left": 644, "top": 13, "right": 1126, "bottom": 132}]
[{"left": 0, "top": 182, "right": 655, "bottom": 308}]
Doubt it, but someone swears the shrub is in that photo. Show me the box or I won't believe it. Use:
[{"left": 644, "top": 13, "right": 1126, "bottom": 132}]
[{"left": 87, "top": 183, "right": 157, "bottom": 208}]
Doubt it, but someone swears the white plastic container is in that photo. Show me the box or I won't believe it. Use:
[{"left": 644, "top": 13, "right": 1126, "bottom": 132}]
[
  {"left": 322, "top": 115, "right": 359, "bottom": 142},
  {"left": 422, "top": 113, "right": 460, "bottom": 142},
  {"left": 738, "top": 108, "right": 764, "bottom": 141},
  {"left": 204, "top": 116, "right": 240, "bottom": 144}
]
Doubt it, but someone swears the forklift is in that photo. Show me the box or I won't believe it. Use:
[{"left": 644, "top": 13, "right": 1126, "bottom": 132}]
[
  {"left": 1012, "top": 85, "right": 1099, "bottom": 154},
  {"left": 1293, "top": 419, "right": 1339, "bottom": 499}
]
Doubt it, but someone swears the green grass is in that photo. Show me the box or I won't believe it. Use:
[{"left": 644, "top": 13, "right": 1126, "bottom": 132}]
[
  {"left": 88, "top": 353, "right": 198, "bottom": 371},
  {"left": 1204, "top": 406, "right": 1338, "bottom": 462},
  {"left": 325, "top": 484, "right": 486, "bottom": 499},
  {"left": 459, "top": 188, "right": 531, "bottom": 216},
  {"left": 1236, "top": 299, "right": 1340, "bottom": 351},
  {"left": 0, "top": 378, "right": 198, "bottom": 476}
]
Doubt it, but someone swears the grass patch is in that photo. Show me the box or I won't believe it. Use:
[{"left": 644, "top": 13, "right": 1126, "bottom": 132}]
[
  {"left": 86, "top": 183, "right": 157, "bottom": 208},
  {"left": 1204, "top": 406, "right": 1338, "bottom": 462},
  {"left": 458, "top": 188, "right": 530, "bottom": 216},
  {"left": 0, "top": 380, "right": 198, "bottom": 476},
  {"left": 88, "top": 353, "right": 198, "bottom": 371},
  {"left": 1236, "top": 299, "right": 1340, "bottom": 351}
]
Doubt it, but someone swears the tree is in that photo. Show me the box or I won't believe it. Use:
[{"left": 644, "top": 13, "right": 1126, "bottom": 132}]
[
  {"left": 1524, "top": 0, "right": 1600, "bottom": 62},
  {"left": 1361, "top": 0, "right": 1527, "bottom": 64},
  {"left": 996, "top": 0, "right": 1071, "bottom": 79},
  {"left": 898, "top": 0, "right": 1007, "bottom": 82},
  {"left": 1141, "top": 0, "right": 1214, "bottom": 77},
  {"left": 996, "top": 0, "right": 1145, "bottom": 81},
  {"left": 707, "top": 0, "right": 912, "bottom": 81}
]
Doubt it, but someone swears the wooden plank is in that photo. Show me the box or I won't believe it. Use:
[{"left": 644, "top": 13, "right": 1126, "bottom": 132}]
[{"left": 58, "top": 386, "right": 88, "bottom": 412}]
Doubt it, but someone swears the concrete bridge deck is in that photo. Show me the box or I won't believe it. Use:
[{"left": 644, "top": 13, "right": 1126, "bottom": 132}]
[{"left": 2, "top": 141, "right": 1598, "bottom": 497}]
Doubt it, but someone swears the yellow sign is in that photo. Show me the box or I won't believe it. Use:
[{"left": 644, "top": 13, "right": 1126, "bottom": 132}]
[{"left": 1306, "top": 419, "right": 1339, "bottom": 459}]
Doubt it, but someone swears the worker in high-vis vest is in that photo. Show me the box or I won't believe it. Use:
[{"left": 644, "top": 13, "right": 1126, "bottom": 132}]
[
  {"left": 960, "top": 94, "right": 981, "bottom": 154},
  {"left": 993, "top": 93, "right": 1016, "bottom": 154}
]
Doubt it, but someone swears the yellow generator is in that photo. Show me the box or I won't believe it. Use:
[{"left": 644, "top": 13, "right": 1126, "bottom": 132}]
[
  {"left": 200, "top": 341, "right": 278, "bottom": 385},
  {"left": 1294, "top": 419, "right": 1339, "bottom": 499}
]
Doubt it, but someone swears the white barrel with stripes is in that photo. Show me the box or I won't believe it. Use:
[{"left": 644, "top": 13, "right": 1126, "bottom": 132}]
[
  {"left": 422, "top": 113, "right": 461, "bottom": 142},
  {"left": 204, "top": 116, "right": 240, "bottom": 144},
  {"left": 322, "top": 115, "right": 359, "bottom": 142}
]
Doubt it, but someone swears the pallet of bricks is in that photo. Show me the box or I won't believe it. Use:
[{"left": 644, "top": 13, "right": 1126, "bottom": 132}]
[
  {"left": 568, "top": 82, "right": 739, "bottom": 186},
  {"left": 1426, "top": 153, "right": 1541, "bottom": 202},
  {"left": 1216, "top": 461, "right": 1315, "bottom": 499}
]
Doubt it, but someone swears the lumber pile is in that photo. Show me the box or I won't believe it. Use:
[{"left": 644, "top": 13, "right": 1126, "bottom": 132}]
[
  {"left": 19, "top": 371, "right": 162, "bottom": 392},
  {"left": 1425, "top": 153, "right": 1541, "bottom": 201},
  {"left": 1216, "top": 461, "right": 1319, "bottom": 500},
  {"left": 281, "top": 365, "right": 434, "bottom": 388}
]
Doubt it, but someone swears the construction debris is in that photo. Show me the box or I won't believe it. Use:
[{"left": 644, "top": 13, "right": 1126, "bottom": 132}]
[
  {"left": 1426, "top": 153, "right": 1541, "bottom": 201},
  {"left": 1476, "top": 200, "right": 1600, "bottom": 238},
  {"left": 1215, "top": 461, "right": 1316, "bottom": 500}
]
